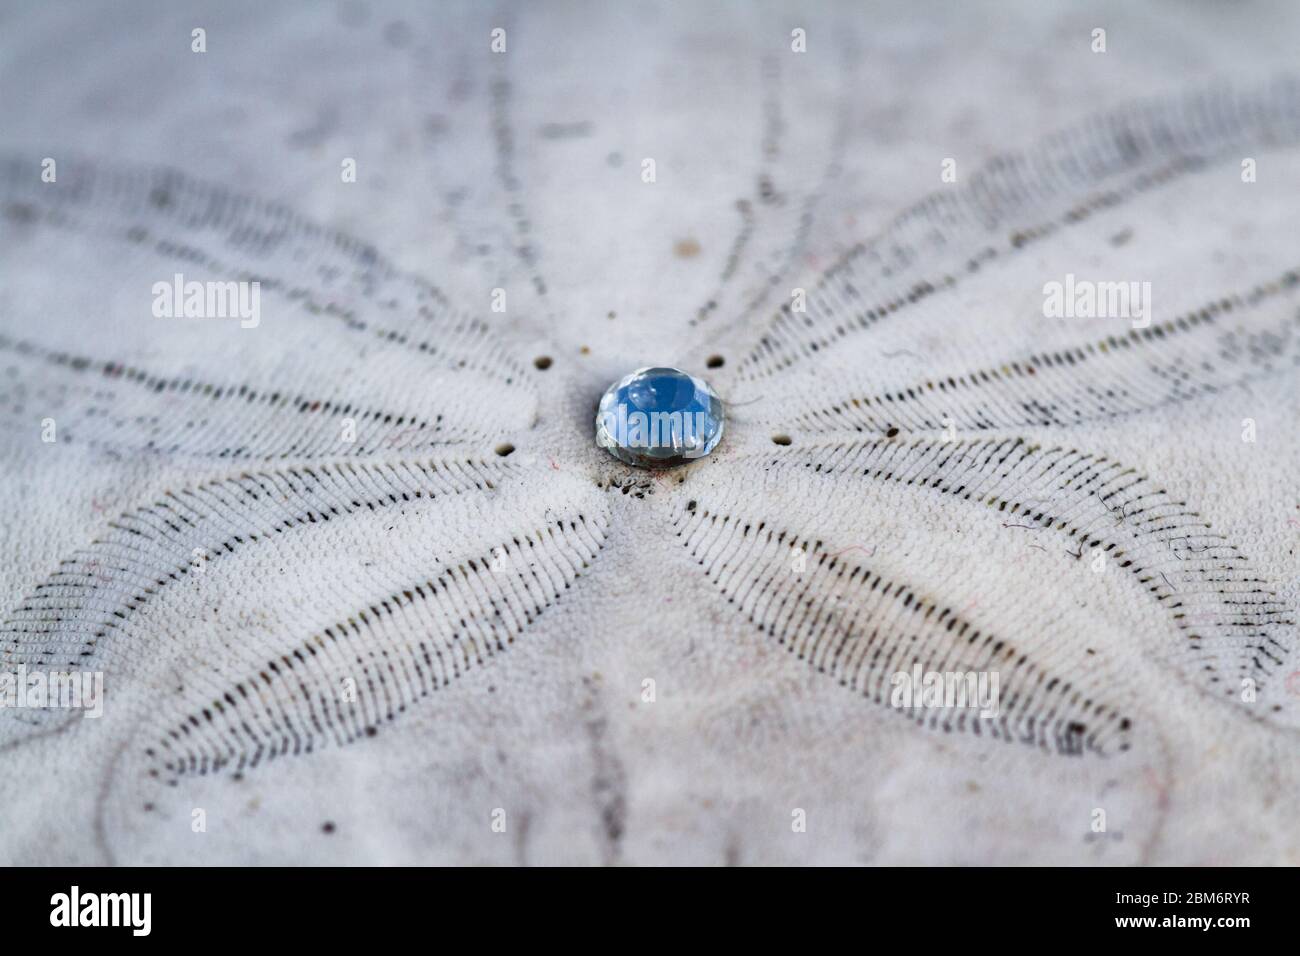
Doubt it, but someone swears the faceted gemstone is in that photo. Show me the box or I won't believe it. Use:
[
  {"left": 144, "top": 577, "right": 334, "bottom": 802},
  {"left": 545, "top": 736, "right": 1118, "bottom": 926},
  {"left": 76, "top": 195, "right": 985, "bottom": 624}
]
[{"left": 595, "top": 367, "right": 724, "bottom": 467}]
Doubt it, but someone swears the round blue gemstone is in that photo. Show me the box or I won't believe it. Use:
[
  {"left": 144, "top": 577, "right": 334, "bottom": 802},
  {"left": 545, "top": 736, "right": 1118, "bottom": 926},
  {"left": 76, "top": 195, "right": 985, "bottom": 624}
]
[{"left": 595, "top": 367, "right": 724, "bottom": 467}]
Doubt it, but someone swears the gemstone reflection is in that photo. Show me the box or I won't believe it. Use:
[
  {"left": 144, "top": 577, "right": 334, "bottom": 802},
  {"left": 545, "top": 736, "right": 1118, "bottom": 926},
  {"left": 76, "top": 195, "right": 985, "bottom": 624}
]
[{"left": 595, "top": 367, "right": 724, "bottom": 467}]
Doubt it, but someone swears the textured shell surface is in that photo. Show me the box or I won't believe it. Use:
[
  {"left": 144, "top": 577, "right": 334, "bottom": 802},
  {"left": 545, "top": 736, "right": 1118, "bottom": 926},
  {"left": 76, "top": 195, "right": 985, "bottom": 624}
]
[{"left": 0, "top": 0, "right": 1298, "bottom": 865}]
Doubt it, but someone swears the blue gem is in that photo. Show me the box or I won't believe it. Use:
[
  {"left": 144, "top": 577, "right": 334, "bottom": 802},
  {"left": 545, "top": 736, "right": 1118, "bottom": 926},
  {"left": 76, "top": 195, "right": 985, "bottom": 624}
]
[{"left": 595, "top": 367, "right": 724, "bottom": 467}]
